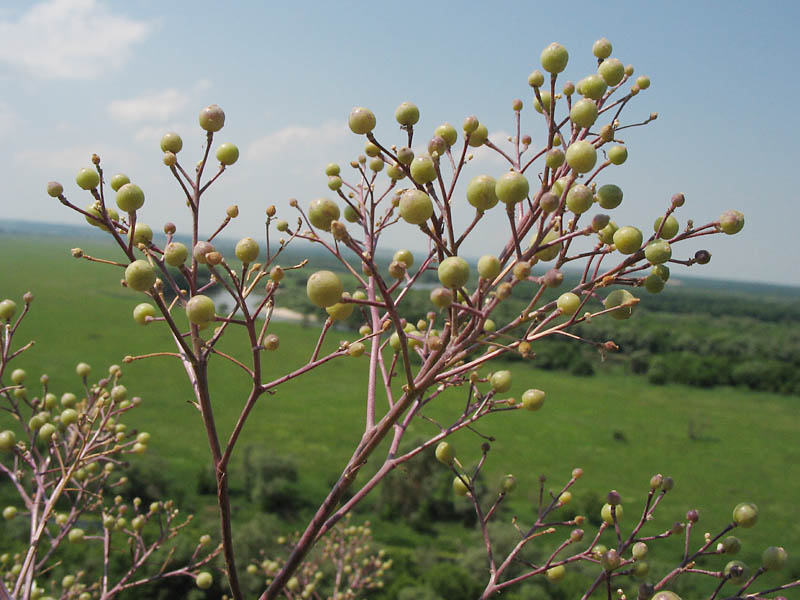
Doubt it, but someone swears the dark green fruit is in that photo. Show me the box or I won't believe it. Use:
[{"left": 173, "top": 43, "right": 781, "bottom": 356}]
[
  {"left": 306, "top": 271, "right": 343, "bottom": 308},
  {"left": 540, "top": 42, "right": 569, "bottom": 73},
  {"left": 732, "top": 502, "right": 758, "bottom": 528},
  {"left": 719, "top": 210, "right": 744, "bottom": 235},
  {"left": 643, "top": 273, "right": 665, "bottom": 294},
  {"left": 597, "top": 184, "right": 623, "bottom": 209},
  {"left": 349, "top": 107, "right": 376, "bottom": 134},
  {"left": 438, "top": 257, "right": 469, "bottom": 288},
  {"left": 724, "top": 560, "right": 748, "bottom": 584},
  {"left": 125, "top": 260, "right": 155, "bottom": 291},
  {"left": 565, "top": 140, "right": 597, "bottom": 173},
  {"left": 650, "top": 592, "right": 681, "bottom": 600},
  {"left": 566, "top": 184, "right": 593, "bottom": 214},
  {"left": 645, "top": 240, "right": 671, "bottom": 265},
  {"left": 308, "top": 198, "right": 341, "bottom": 231},
  {"left": 722, "top": 536, "right": 741, "bottom": 555},
  {"left": 395, "top": 102, "right": 420, "bottom": 126},
  {"left": 399, "top": 189, "right": 433, "bottom": 224},
  {"left": 761, "top": 546, "right": 787, "bottom": 571},
  {"left": 116, "top": 183, "right": 145, "bottom": 212},
  {"left": 199, "top": 105, "right": 225, "bottom": 132},
  {"left": 652, "top": 264, "right": 670, "bottom": 282},
  {"left": 604, "top": 289, "right": 636, "bottom": 320},
  {"left": 467, "top": 175, "right": 498, "bottom": 211},
  {"left": 613, "top": 226, "right": 643, "bottom": 254}
]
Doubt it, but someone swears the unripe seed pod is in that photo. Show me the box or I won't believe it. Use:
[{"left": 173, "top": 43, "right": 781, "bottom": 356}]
[{"left": 435, "top": 442, "right": 455, "bottom": 465}]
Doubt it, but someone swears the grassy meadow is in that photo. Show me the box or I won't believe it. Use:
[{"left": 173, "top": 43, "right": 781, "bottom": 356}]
[{"left": 1, "top": 231, "right": 799, "bottom": 595}]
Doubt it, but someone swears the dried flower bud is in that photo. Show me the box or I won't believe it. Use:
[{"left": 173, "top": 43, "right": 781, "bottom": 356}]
[
  {"left": 71, "top": 248, "right": 83, "bottom": 258},
  {"left": 266, "top": 205, "right": 276, "bottom": 217},
  {"left": 206, "top": 251, "right": 223, "bottom": 266},
  {"left": 91, "top": 153, "right": 101, "bottom": 165},
  {"left": 226, "top": 205, "right": 239, "bottom": 218},
  {"left": 607, "top": 490, "right": 621, "bottom": 505},
  {"left": 164, "top": 222, "right": 176, "bottom": 235}
]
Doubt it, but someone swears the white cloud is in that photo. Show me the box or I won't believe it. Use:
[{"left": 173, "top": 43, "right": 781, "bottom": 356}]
[
  {"left": 247, "top": 121, "right": 349, "bottom": 162},
  {"left": 0, "top": 0, "right": 151, "bottom": 79},
  {"left": 108, "top": 89, "right": 189, "bottom": 123}
]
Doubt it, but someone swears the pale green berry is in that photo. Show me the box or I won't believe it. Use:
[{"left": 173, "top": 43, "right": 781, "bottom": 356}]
[
  {"left": 1, "top": 506, "right": 15, "bottom": 521},
  {"left": 521, "top": 388, "right": 545, "bottom": 411},
  {"left": 653, "top": 264, "right": 670, "bottom": 282},
  {"left": 435, "top": 441, "right": 455, "bottom": 465},
  {"left": 348, "top": 342, "right": 365, "bottom": 357},
  {"left": 164, "top": 242, "right": 189, "bottom": 266},
  {"left": 61, "top": 393, "right": 77, "bottom": 408},
  {"left": 598, "top": 58, "right": 625, "bottom": 86},
  {"left": 490, "top": 370, "right": 512, "bottom": 392},
  {"left": 540, "top": 42, "right": 569, "bottom": 73},
  {"left": 613, "top": 226, "right": 643, "bottom": 255},
  {"left": 557, "top": 292, "right": 580, "bottom": 315},
  {"left": 467, "top": 124, "right": 488, "bottom": 147},
  {"left": 308, "top": 198, "right": 341, "bottom": 231},
  {"left": 570, "top": 98, "right": 598, "bottom": 128},
  {"left": 326, "top": 293, "right": 354, "bottom": 321},
  {"left": 437, "top": 257, "right": 469, "bottom": 289},
  {"left": 349, "top": 107, "right": 376, "bottom": 135},
  {"left": 393, "top": 249, "right": 414, "bottom": 268},
  {"left": 75, "top": 168, "right": 100, "bottom": 190},
  {"left": 0, "top": 430, "right": 14, "bottom": 452},
  {"left": 39, "top": 423, "right": 56, "bottom": 440},
  {"left": 132, "top": 223, "right": 153, "bottom": 245},
  {"left": 216, "top": 142, "right": 239, "bottom": 165},
  {"left": 116, "top": 183, "right": 145, "bottom": 212},
  {"left": 533, "top": 91, "right": 552, "bottom": 115},
  {"left": 125, "top": 260, "right": 155, "bottom": 291},
  {"left": 654, "top": 215, "right": 680, "bottom": 239},
  {"left": 565, "top": 140, "right": 597, "bottom": 173},
  {"left": 566, "top": 184, "right": 593, "bottom": 214},
  {"left": 409, "top": 155, "right": 437, "bottom": 184},
  {"left": 545, "top": 148, "right": 565, "bottom": 169},
  {"left": 47, "top": 181, "right": 64, "bottom": 197},
  {"left": 604, "top": 289, "right": 636, "bottom": 320},
  {"left": 343, "top": 205, "right": 360, "bottom": 222},
  {"left": 495, "top": 171, "right": 529, "bottom": 205},
  {"left": 430, "top": 287, "right": 453, "bottom": 309},
  {"left": 306, "top": 271, "right": 343, "bottom": 308},
  {"left": 0, "top": 299, "right": 17, "bottom": 321},
  {"left": 466, "top": 175, "right": 498, "bottom": 211},
  {"left": 601, "top": 502, "right": 623, "bottom": 524},
  {"left": 643, "top": 273, "right": 665, "bottom": 294},
  {"left": 636, "top": 76, "right": 650, "bottom": 90},
  {"left": 453, "top": 476, "right": 470, "bottom": 496},
  {"left": 186, "top": 295, "right": 216, "bottom": 325},
  {"left": 68, "top": 528, "right": 85, "bottom": 543},
  {"left": 110, "top": 173, "right": 130, "bottom": 192},
  {"left": 732, "top": 502, "right": 758, "bottom": 528},
  {"left": 394, "top": 102, "right": 419, "bottom": 126},
  {"left": 11, "top": 368, "right": 26, "bottom": 384},
  {"left": 528, "top": 69, "right": 545, "bottom": 87},
  {"left": 608, "top": 145, "right": 628, "bottom": 165},
  {"left": 325, "top": 163, "right": 340, "bottom": 176},
  {"left": 597, "top": 184, "right": 623, "bottom": 209},
  {"left": 399, "top": 189, "right": 433, "bottom": 224},
  {"left": 477, "top": 255, "right": 501, "bottom": 280},
  {"left": 719, "top": 210, "right": 744, "bottom": 235},
  {"left": 593, "top": 38, "right": 612, "bottom": 59},
  {"left": 644, "top": 240, "right": 672, "bottom": 265},
  {"left": 364, "top": 141, "right": 380, "bottom": 157},
  {"left": 199, "top": 104, "right": 225, "bottom": 132},
  {"left": 598, "top": 220, "right": 618, "bottom": 245},
  {"left": 386, "top": 163, "right": 405, "bottom": 180},
  {"left": 545, "top": 565, "right": 565, "bottom": 582},
  {"left": 369, "top": 157, "right": 384, "bottom": 172},
  {"left": 160, "top": 132, "right": 183, "bottom": 153},
  {"left": 328, "top": 175, "right": 343, "bottom": 190},
  {"left": 133, "top": 303, "right": 156, "bottom": 324},
  {"left": 532, "top": 229, "right": 562, "bottom": 262},
  {"left": 580, "top": 74, "right": 608, "bottom": 100},
  {"left": 196, "top": 572, "right": 213, "bottom": 590},
  {"left": 462, "top": 116, "right": 479, "bottom": 134},
  {"left": 235, "top": 237, "right": 260, "bottom": 263},
  {"left": 435, "top": 123, "right": 457, "bottom": 147},
  {"left": 396, "top": 147, "right": 414, "bottom": 165}
]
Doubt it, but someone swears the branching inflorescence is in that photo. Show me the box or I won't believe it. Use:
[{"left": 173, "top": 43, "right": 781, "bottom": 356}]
[{"left": 4, "top": 36, "right": 789, "bottom": 600}]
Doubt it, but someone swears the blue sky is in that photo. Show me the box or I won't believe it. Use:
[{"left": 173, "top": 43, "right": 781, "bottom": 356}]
[{"left": 0, "top": 0, "right": 797, "bottom": 286}]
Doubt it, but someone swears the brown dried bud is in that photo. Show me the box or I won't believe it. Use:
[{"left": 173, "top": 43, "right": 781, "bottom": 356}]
[
  {"left": 512, "top": 261, "right": 531, "bottom": 280},
  {"left": 23, "top": 292, "right": 34, "bottom": 304},
  {"left": 330, "top": 220, "right": 349, "bottom": 241},
  {"left": 266, "top": 205, "right": 276, "bottom": 217},
  {"left": 496, "top": 282, "right": 512, "bottom": 300},
  {"left": 521, "top": 134, "right": 532, "bottom": 146},
  {"left": 388, "top": 260, "right": 406, "bottom": 280},
  {"left": 570, "top": 528, "right": 584, "bottom": 542},
  {"left": 686, "top": 509, "right": 699, "bottom": 523},
  {"left": 71, "top": 248, "right": 84, "bottom": 258},
  {"left": 206, "top": 251, "right": 223, "bottom": 266},
  {"left": 600, "top": 124, "right": 614, "bottom": 142},
  {"left": 163, "top": 222, "right": 176, "bottom": 235},
  {"left": 264, "top": 334, "right": 280, "bottom": 351},
  {"left": 288, "top": 198, "right": 298, "bottom": 208},
  {"left": 91, "top": 154, "right": 101, "bottom": 165},
  {"left": 671, "top": 192, "right": 686, "bottom": 207},
  {"left": 542, "top": 268, "right": 563, "bottom": 288},
  {"left": 270, "top": 266, "right": 284, "bottom": 282},
  {"left": 226, "top": 205, "right": 239, "bottom": 218},
  {"left": 518, "top": 341, "right": 532, "bottom": 357},
  {"left": 607, "top": 490, "right": 621, "bottom": 506},
  {"left": 572, "top": 467, "right": 583, "bottom": 479}
]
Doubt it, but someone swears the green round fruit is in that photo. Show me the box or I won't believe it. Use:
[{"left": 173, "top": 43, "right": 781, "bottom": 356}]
[
  {"left": 467, "top": 124, "right": 488, "bottom": 147},
  {"left": 566, "top": 184, "right": 593, "bottom": 214},
  {"left": 598, "top": 220, "right": 618, "bottom": 245},
  {"left": 348, "top": 342, "right": 365, "bottom": 357},
  {"left": 645, "top": 240, "right": 672, "bottom": 265},
  {"left": 521, "top": 389, "right": 545, "bottom": 411},
  {"left": 654, "top": 215, "right": 679, "bottom": 239},
  {"left": 410, "top": 155, "right": 437, "bottom": 184},
  {"left": 186, "top": 295, "right": 216, "bottom": 325},
  {"left": 430, "top": 287, "right": 453, "bottom": 309},
  {"left": 395, "top": 101, "right": 420, "bottom": 126},
  {"left": 528, "top": 69, "right": 545, "bottom": 87},
  {"left": 110, "top": 173, "right": 130, "bottom": 192},
  {"left": 545, "top": 565, "right": 565, "bottom": 582},
  {"left": 199, "top": 104, "right": 225, "bottom": 132},
  {"left": 349, "top": 107, "right": 376, "bottom": 135},
  {"left": 732, "top": 502, "right": 758, "bottom": 528},
  {"left": 325, "top": 292, "right": 354, "bottom": 320},
  {"left": 533, "top": 91, "right": 552, "bottom": 115},
  {"left": 724, "top": 560, "right": 748, "bottom": 584},
  {"left": 652, "top": 265, "right": 670, "bottom": 283},
  {"left": 532, "top": 229, "right": 562, "bottom": 262},
  {"left": 0, "top": 430, "right": 16, "bottom": 452},
  {"left": 84, "top": 203, "right": 118, "bottom": 231},
  {"left": 369, "top": 157, "right": 384, "bottom": 172},
  {"left": 131, "top": 223, "right": 152, "bottom": 246},
  {"left": 580, "top": 74, "right": 608, "bottom": 100},
  {"left": 539, "top": 191, "right": 560, "bottom": 213},
  {"left": 196, "top": 572, "right": 213, "bottom": 590},
  {"left": 125, "top": 260, "right": 156, "bottom": 291},
  {"left": 570, "top": 99, "right": 598, "bottom": 128},
  {"left": 490, "top": 370, "right": 512, "bottom": 393},
  {"left": 75, "top": 168, "right": 100, "bottom": 190},
  {"left": 399, "top": 189, "right": 433, "bottom": 225},
  {"left": 61, "top": 408, "right": 78, "bottom": 426},
  {"left": 613, "top": 226, "right": 643, "bottom": 255},
  {"left": 39, "top": 423, "right": 56, "bottom": 440},
  {"left": 216, "top": 142, "right": 239, "bottom": 165},
  {"left": 325, "top": 163, "right": 340, "bottom": 176},
  {"left": 61, "top": 393, "right": 77, "bottom": 408},
  {"left": 540, "top": 42, "right": 569, "bottom": 73},
  {"left": 47, "top": 181, "right": 64, "bottom": 197},
  {"left": 545, "top": 148, "right": 565, "bottom": 169},
  {"left": 160, "top": 132, "right": 183, "bottom": 153},
  {"left": 386, "top": 163, "right": 405, "bottom": 180},
  {"left": 608, "top": 145, "right": 628, "bottom": 165},
  {"left": 557, "top": 292, "right": 581, "bottom": 315},
  {"left": 513, "top": 260, "right": 531, "bottom": 281},
  {"left": 393, "top": 249, "right": 414, "bottom": 268},
  {"left": 601, "top": 502, "right": 623, "bottom": 524},
  {"left": 466, "top": 175, "right": 498, "bottom": 211},
  {"left": 598, "top": 58, "right": 625, "bottom": 86},
  {"left": 235, "top": 237, "right": 260, "bottom": 263},
  {"left": 477, "top": 255, "right": 501, "bottom": 280},
  {"left": 164, "top": 242, "right": 188, "bottom": 266},
  {"left": 68, "top": 528, "right": 85, "bottom": 544},
  {"left": 308, "top": 198, "right": 341, "bottom": 231},
  {"left": 632, "top": 542, "right": 648, "bottom": 560},
  {"left": 435, "top": 441, "right": 455, "bottom": 465},
  {"left": 343, "top": 205, "right": 360, "bottom": 223},
  {"left": 438, "top": 257, "right": 469, "bottom": 289},
  {"left": 643, "top": 274, "right": 665, "bottom": 294},
  {"left": 761, "top": 546, "right": 787, "bottom": 571},
  {"left": 453, "top": 476, "right": 470, "bottom": 496},
  {"left": 0, "top": 299, "right": 17, "bottom": 320},
  {"left": 636, "top": 76, "right": 651, "bottom": 90},
  {"left": 133, "top": 303, "right": 156, "bottom": 325},
  {"left": 593, "top": 38, "right": 612, "bottom": 59},
  {"left": 495, "top": 171, "right": 529, "bottom": 205},
  {"left": 396, "top": 147, "right": 414, "bottom": 165},
  {"left": 435, "top": 123, "right": 457, "bottom": 146},
  {"left": 565, "top": 141, "right": 597, "bottom": 174},
  {"left": 719, "top": 210, "right": 745, "bottom": 235},
  {"left": 116, "top": 183, "right": 145, "bottom": 212},
  {"left": 650, "top": 592, "right": 681, "bottom": 600},
  {"left": 327, "top": 175, "right": 343, "bottom": 190},
  {"left": 306, "top": 271, "right": 343, "bottom": 308},
  {"left": 597, "top": 184, "right": 623, "bottom": 209},
  {"left": 604, "top": 289, "right": 636, "bottom": 320}
]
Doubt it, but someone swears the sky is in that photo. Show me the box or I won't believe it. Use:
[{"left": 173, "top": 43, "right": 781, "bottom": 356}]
[{"left": 0, "top": 0, "right": 798, "bottom": 287}]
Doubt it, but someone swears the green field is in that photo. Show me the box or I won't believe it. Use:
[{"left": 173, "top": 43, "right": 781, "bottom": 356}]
[{"left": 1, "top": 232, "right": 798, "bottom": 596}]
